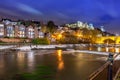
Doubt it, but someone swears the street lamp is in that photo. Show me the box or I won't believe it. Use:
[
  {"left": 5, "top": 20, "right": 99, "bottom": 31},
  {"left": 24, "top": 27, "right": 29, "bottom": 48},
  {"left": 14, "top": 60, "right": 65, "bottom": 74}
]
[{"left": 108, "top": 53, "right": 113, "bottom": 80}]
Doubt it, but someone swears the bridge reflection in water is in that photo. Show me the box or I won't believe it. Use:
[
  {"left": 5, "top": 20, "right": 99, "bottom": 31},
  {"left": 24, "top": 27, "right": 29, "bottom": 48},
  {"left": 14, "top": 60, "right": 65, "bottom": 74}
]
[{"left": 97, "top": 46, "right": 120, "bottom": 53}]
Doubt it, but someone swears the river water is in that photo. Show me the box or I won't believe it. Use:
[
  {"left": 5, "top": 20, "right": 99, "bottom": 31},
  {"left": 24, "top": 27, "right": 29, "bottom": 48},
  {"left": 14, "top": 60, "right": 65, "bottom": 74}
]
[{"left": 0, "top": 46, "right": 108, "bottom": 80}]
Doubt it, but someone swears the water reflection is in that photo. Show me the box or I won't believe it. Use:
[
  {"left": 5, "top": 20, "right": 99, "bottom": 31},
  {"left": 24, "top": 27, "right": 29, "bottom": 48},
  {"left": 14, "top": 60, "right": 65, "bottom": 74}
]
[
  {"left": 0, "top": 49, "right": 107, "bottom": 80},
  {"left": 17, "top": 51, "right": 25, "bottom": 69},
  {"left": 96, "top": 46, "right": 120, "bottom": 53},
  {"left": 56, "top": 50, "right": 64, "bottom": 71},
  {"left": 89, "top": 47, "right": 92, "bottom": 51},
  {"left": 106, "top": 47, "right": 109, "bottom": 52},
  {"left": 0, "top": 57, "right": 5, "bottom": 74},
  {"left": 0, "top": 57, "right": 4, "bottom": 68},
  {"left": 115, "top": 48, "right": 119, "bottom": 53},
  {"left": 97, "top": 47, "right": 102, "bottom": 52},
  {"left": 27, "top": 51, "right": 35, "bottom": 71}
]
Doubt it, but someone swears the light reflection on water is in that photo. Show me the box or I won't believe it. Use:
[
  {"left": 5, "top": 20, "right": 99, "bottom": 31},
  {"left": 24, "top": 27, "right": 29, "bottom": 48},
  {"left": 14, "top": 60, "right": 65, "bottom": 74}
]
[
  {"left": 0, "top": 57, "right": 5, "bottom": 75},
  {"left": 0, "top": 47, "right": 108, "bottom": 80},
  {"left": 89, "top": 46, "right": 120, "bottom": 53},
  {"left": 27, "top": 51, "right": 35, "bottom": 71},
  {"left": 17, "top": 51, "right": 25, "bottom": 70},
  {"left": 56, "top": 50, "right": 64, "bottom": 71}
]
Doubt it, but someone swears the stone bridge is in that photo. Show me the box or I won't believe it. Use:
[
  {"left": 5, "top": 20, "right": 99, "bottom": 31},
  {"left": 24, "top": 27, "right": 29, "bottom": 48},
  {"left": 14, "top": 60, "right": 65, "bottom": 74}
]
[{"left": 95, "top": 36, "right": 120, "bottom": 44}]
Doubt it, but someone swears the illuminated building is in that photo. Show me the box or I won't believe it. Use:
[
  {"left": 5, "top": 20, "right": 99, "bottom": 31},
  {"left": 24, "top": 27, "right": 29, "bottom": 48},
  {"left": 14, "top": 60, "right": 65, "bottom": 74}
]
[
  {"left": 66, "top": 21, "right": 95, "bottom": 30},
  {"left": 6, "top": 24, "right": 15, "bottom": 37},
  {"left": 88, "top": 23, "right": 94, "bottom": 30},
  {"left": 18, "top": 25, "right": 26, "bottom": 38},
  {"left": 100, "top": 26, "right": 105, "bottom": 32},
  {"left": 0, "top": 23, "right": 5, "bottom": 37},
  {"left": 27, "top": 26, "right": 35, "bottom": 38},
  {"left": 38, "top": 31, "right": 44, "bottom": 38}
]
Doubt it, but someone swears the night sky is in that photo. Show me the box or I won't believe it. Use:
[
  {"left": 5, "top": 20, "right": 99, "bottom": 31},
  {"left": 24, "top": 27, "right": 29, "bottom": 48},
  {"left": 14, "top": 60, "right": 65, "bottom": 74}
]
[{"left": 0, "top": 0, "right": 120, "bottom": 34}]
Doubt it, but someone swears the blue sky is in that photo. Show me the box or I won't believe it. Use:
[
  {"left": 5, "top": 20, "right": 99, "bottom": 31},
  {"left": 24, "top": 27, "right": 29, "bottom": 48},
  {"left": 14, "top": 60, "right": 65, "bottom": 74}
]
[{"left": 0, "top": 0, "right": 120, "bottom": 34}]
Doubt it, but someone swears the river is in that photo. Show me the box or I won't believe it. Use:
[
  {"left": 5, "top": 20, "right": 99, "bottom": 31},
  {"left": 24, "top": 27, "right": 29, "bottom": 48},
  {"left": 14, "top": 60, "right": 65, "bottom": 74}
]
[{"left": 0, "top": 46, "right": 108, "bottom": 80}]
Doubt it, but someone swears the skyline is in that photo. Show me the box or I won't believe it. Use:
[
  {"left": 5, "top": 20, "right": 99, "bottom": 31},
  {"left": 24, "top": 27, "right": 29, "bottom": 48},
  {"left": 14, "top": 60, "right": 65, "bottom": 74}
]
[{"left": 0, "top": 0, "right": 120, "bottom": 34}]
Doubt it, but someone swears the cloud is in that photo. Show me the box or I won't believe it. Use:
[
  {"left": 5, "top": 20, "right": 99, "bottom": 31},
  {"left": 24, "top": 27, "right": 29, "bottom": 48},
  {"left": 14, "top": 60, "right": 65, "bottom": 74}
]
[
  {"left": 96, "top": 0, "right": 118, "bottom": 18},
  {"left": 17, "top": 3, "right": 43, "bottom": 15},
  {"left": 0, "top": 8, "right": 20, "bottom": 17},
  {"left": 57, "top": 12, "right": 69, "bottom": 19}
]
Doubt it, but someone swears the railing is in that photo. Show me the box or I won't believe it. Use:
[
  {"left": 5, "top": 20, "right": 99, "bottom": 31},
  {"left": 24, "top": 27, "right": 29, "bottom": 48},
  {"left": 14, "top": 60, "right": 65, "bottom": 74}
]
[
  {"left": 89, "top": 61, "right": 110, "bottom": 80},
  {"left": 113, "top": 67, "right": 120, "bottom": 80},
  {"left": 89, "top": 53, "right": 120, "bottom": 80}
]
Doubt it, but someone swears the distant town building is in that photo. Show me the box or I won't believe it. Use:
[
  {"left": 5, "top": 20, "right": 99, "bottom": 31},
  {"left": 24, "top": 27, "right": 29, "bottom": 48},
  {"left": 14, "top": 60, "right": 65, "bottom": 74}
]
[
  {"left": 0, "top": 19, "right": 113, "bottom": 40},
  {"left": 2, "top": 19, "right": 17, "bottom": 25},
  {"left": 27, "top": 25, "right": 35, "bottom": 38},
  {"left": 0, "top": 23, "right": 5, "bottom": 37},
  {"left": 88, "top": 23, "right": 94, "bottom": 30},
  {"left": 66, "top": 21, "right": 95, "bottom": 30},
  {"left": 6, "top": 24, "right": 15, "bottom": 37},
  {"left": 0, "top": 19, "right": 46, "bottom": 39},
  {"left": 38, "top": 31, "right": 44, "bottom": 38},
  {"left": 18, "top": 25, "right": 26, "bottom": 38},
  {"left": 77, "top": 21, "right": 83, "bottom": 28},
  {"left": 100, "top": 26, "right": 105, "bottom": 32}
]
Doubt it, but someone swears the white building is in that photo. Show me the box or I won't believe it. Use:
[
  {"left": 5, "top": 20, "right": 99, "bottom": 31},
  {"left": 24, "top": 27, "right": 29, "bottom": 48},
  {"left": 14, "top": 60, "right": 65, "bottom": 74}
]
[
  {"left": 88, "top": 23, "right": 94, "bottom": 30},
  {"left": 77, "top": 21, "right": 83, "bottom": 28},
  {"left": 38, "top": 31, "right": 44, "bottom": 38},
  {"left": 27, "top": 26, "right": 35, "bottom": 38},
  {"left": 6, "top": 25, "right": 15, "bottom": 37},
  {"left": 18, "top": 25, "right": 26, "bottom": 38},
  {"left": 100, "top": 26, "right": 105, "bottom": 32},
  {"left": 3, "top": 19, "right": 17, "bottom": 25},
  {"left": 66, "top": 21, "right": 94, "bottom": 30},
  {"left": 0, "top": 24, "right": 4, "bottom": 37}
]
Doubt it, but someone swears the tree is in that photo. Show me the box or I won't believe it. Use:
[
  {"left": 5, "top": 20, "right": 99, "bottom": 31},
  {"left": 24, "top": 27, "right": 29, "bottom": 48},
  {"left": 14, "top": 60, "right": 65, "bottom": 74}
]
[
  {"left": 47, "top": 21, "right": 57, "bottom": 33},
  {"left": 90, "top": 29, "right": 101, "bottom": 43},
  {"left": 82, "top": 28, "right": 91, "bottom": 38},
  {"left": 32, "top": 38, "right": 50, "bottom": 45},
  {"left": 58, "top": 32, "right": 79, "bottom": 44}
]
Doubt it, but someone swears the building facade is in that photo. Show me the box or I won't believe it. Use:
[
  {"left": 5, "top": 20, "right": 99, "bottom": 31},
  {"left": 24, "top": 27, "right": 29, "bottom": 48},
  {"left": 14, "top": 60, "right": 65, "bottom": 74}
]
[
  {"left": 0, "top": 19, "right": 44, "bottom": 39},
  {"left": 0, "top": 23, "right": 5, "bottom": 37}
]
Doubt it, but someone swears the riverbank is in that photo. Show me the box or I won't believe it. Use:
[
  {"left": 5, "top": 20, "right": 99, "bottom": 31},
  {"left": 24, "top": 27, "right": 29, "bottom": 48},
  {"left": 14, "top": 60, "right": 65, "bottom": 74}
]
[{"left": 0, "top": 44, "right": 111, "bottom": 56}]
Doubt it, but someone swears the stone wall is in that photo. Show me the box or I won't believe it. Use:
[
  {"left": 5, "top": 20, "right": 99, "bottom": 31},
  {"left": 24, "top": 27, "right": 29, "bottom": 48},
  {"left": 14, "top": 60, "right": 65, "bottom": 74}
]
[{"left": 0, "top": 38, "right": 31, "bottom": 43}]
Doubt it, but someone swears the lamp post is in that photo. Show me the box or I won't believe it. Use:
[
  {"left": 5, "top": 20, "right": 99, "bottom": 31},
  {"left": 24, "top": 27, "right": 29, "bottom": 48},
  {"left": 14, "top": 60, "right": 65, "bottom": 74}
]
[{"left": 108, "top": 53, "right": 113, "bottom": 80}]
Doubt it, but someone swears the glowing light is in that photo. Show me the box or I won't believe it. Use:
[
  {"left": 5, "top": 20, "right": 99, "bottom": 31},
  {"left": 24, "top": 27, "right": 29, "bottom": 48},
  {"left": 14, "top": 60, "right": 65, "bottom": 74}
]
[
  {"left": 115, "top": 48, "right": 119, "bottom": 53},
  {"left": 97, "top": 47, "right": 102, "bottom": 51},
  {"left": 106, "top": 47, "right": 109, "bottom": 52},
  {"left": 76, "top": 33, "right": 82, "bottom": 38},
  {"left": 78, "top": 34, "right": 82, "bottom": 37},
  {"left": 58, "top": 34, "right": 62, "bottom": 37},
  {"left": 57, "top": 34, "right": 62, "bottom": 39},
  {"left": 56, "top": 50, "right": 64, "bottom": 71}
]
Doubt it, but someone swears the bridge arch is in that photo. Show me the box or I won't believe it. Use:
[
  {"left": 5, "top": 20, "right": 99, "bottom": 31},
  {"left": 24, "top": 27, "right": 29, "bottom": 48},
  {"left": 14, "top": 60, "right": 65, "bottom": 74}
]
[
  {"left": 103, "top": 39, "right": 115, "bottom": 44},
  {"left": 95, "top": 36, "right": 120, "bottom": 44}
]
